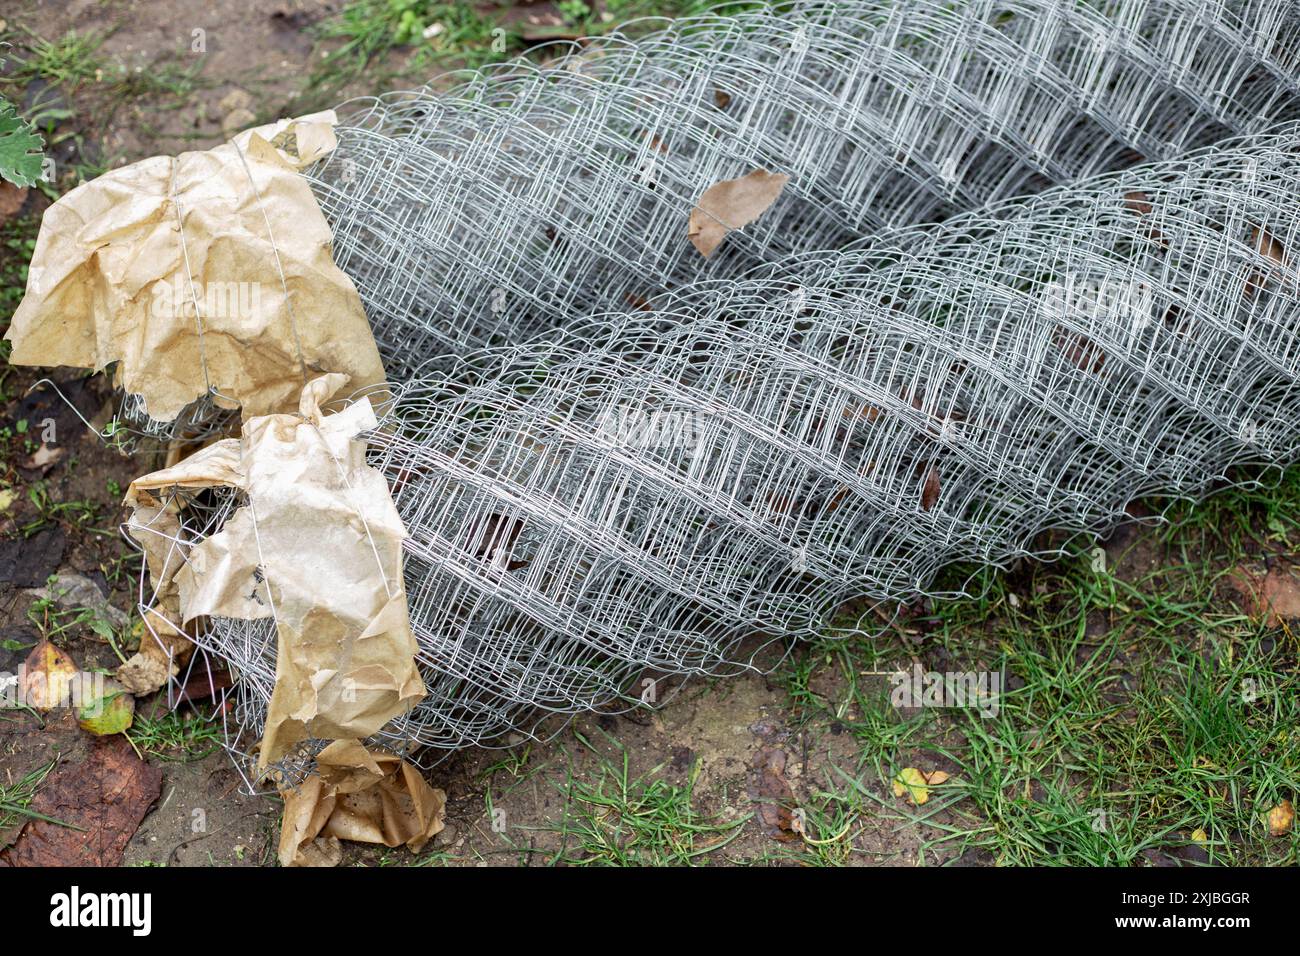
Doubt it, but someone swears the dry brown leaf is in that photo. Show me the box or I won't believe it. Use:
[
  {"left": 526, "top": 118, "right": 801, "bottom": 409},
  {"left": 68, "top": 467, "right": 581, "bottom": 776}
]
[
  {"left": 688, "top": 169, "right": 789, "bottom": 258},
  {"left": 0, "top": 735, "right": 162, "bottom": 866},
  {"left": 921, "top": 464, "right": 941, "bottom": 511},
  {"left": 0, "top": 182, "right": 28, "bottom": 223},
  {"left": 713, "top": 89, "right": 733, "bottom": 109},
  {"left": 1123, "top": 190, "right": 1153, "bottom": 215},
  {"left": 1252, "top": 225, "right": 1286, "bottom": 267},
  {"left": 1266, "top": 799, "right": 1294, "bottom": 837},
  {"left": 844, "top": 403, "right": 882, "bottom": 423},
  {"left": 22, "top": 443, "right": 64, "bottom": 472},
  {"left": 748, "top": 746, "right": 799, "bottom": 841},
  {"left": 1056, "top": 328, "right": 1107, "bottom": 374},
  {"left": 1230, "top": 564, "right": 1300, "bottom": 627},
  {"left": 1246, "top": 225, "right": 1287, "bottom": 299}
]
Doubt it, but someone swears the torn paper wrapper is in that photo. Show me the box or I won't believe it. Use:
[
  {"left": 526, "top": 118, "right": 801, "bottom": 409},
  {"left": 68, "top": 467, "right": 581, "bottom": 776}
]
[
  {"left": 126, "top": 375, "right": 425, "bottom": 767},
  {"left": 6, "top": 112, "right": 387, "bottom": 424},
  {"left": 278, "top": 739, "right": 446, "bottom": 867},
  {"left": 118, "top": 495, "right": 196, "bottom": 695}
]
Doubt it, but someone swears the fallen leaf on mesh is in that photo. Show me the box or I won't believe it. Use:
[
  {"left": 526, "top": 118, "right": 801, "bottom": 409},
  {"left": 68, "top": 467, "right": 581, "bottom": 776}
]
[
  {"left": 688, "top": 169, "right": 789, "bottom": 258},
  {"left": 1123, "top": 190, "right": 1153, "bottom": 215},
  {"left": 1252, "top": 225, "right": 1286, "bottom": 268},
  {"left": 0, "top": 735, "right": 162, "bottom": 866},
  {"left": 1266, "top": 799, "right": 1293, "bottom": 837},
  {"left": 1245, "top": 225, "right": 1287, "bottom": 298},
  {"left": 921, "top": 464, "right": 941, "bottom": 511},
  {"left": 1056, "top": 328, "right": 1107, "bottom": 374},
  {"left": 1229, "top": 563, "right": 1300, "bottom": 627},
  {"left": 892, "top": 767, "right": 950, "bottom": 806},
  {"left": 278, "top": 740, "right": 447, "bottom": 867},
  {"left": 19, "top": 640, "right": 79, "bottom": 710}
]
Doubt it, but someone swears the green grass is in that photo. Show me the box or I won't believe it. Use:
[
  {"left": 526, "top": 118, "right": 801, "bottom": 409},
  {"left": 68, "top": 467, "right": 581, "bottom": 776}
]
[
  {"left": 0, "top": 757, "right": 56, "bottom": 832},
  {"left": 307, "top": 0, "right": 765, "bottom": 96},
  {"left": 0, "top": 211, "right": 37, "bottom": 328},
  {"left": 128, "top": 708, "right": 223, "bottom": 762},
  {"left": 2, "top": 26, "right": 204, "bottom": 102},
  {"left": 539, "top": 729, "right": 749, "bottom": 865},
  {"left": 0, "top": 25, "right": 206, "bottom": 181},
  {"left": 782, "top": 469, "right": 1300, "bottom": 866}
]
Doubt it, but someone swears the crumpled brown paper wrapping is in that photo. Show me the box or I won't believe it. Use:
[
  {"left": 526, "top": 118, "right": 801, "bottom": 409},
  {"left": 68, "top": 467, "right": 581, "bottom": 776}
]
[
  {"left": 125, "top": 375, "right": 425, "bottom": 766},
  {"left": 278, "top": 739, "right": 447, "bottom": 867},
  {"left": 118, "top": 494, "right": 196, "bottom": 694},
  {"left": 6, "top": 112, "right": 387, "bottom": 424}
]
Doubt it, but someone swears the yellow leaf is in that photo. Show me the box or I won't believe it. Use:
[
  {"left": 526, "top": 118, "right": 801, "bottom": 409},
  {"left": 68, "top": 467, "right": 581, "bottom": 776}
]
[
  {"left": 19, "top": 640, "right": 80, "bottom": 710},
  {"left": 892, "top": 767, "right": 950, "bottom": 806},
  {"left": 1266, "top": 799, "right": 1294, "bottom": 837},
  {"left": 0, "top": 487, "right": 17, "bottom": 511},
  {"left": 1191, "top": 828, "right": 1208, "bottom": 844},
  {"left": 77, "top": 679, "right": 135, "bottom": 736}
]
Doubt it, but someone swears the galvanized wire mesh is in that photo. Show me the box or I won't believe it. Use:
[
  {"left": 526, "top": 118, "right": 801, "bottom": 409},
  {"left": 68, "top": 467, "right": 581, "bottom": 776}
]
[
  {"left": 309, "top": 0, "right": 1300, "bottom": 378},
  {"left": 164, "top": 125, "right": 1300, "bottom": 781},
  {"left": 111, "top": 0, "right": 1300, "bottom": 440}
]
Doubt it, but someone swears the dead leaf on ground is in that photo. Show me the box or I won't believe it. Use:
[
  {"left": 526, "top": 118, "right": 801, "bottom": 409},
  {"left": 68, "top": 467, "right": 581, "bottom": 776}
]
[
  {"left": 688, "top": 169, "right": 789, "bottom": 258},
  {"left": 0, "top": 735, "right": 162, "bottom": 866},
  {"left": 22, "top": 443, "right": 64, "bottom": 474},
  {"left": 1266, "top": 799, "right": 1294, "bottom": 837},
  {"left": 892, "top": 767, "right": 950, "bottom": 806},
  {"left": 76, "top": 679, "right": 135, "bottom": 736},
  {"left": 18, "top": 640, "right": 79, "bottom": 710},
  {"left": 748, "top": 746, "right": 800, "bottom": 841},
  {"left": 0, "top": 182, "right": 28, "bottom": 223},
  {"left": 1229, "top": 563, "right": 1300, "bottom": 627}
]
